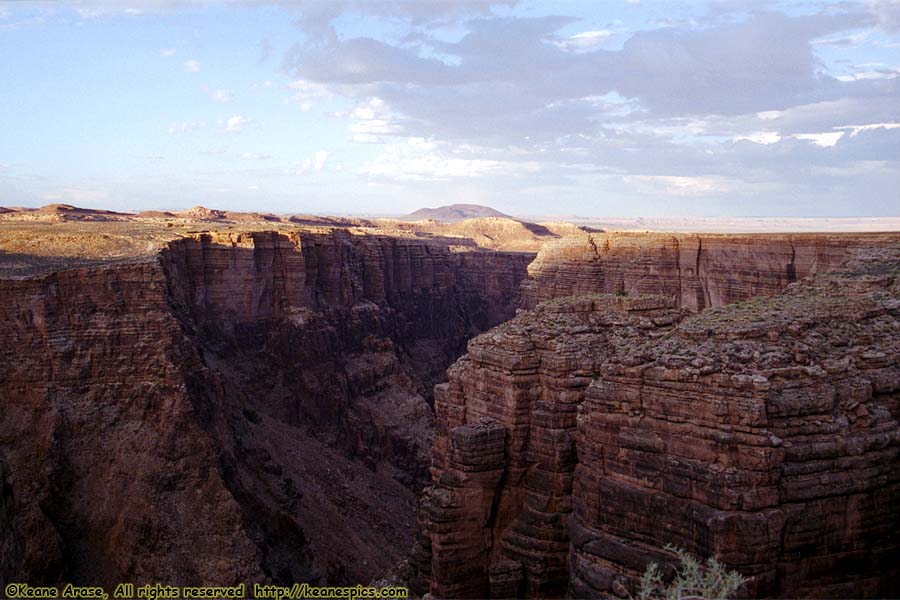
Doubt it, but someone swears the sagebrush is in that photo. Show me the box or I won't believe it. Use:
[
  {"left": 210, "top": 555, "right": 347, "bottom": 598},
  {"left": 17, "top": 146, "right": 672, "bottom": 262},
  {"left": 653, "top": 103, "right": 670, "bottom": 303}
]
[{"left": 634, "top": 545, "right": 747, "bottom": 600}]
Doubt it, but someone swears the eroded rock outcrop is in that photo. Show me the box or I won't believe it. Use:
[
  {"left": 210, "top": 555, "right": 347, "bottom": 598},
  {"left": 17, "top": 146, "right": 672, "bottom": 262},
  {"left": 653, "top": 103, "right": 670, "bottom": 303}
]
[
  {"left": 419, "top": 243, "right": 900, "bottom": 598},
  {"left": 0, "top": 264, "right": 263, "bottom": 586},
  {"left": 0, "top": 229, "right": 533, "bottom": 589},
  {"left": 521, "top": 232, "right": 896, "bottom": 311},
  {"left": 161, "top": 230, "right": 532, "bottom": 485}
]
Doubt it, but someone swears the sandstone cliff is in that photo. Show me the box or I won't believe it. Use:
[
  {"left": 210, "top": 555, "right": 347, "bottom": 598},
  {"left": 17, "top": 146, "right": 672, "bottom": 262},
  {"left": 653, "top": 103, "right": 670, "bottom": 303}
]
[
  {"left": 161, "top": 230, "right": 532, "bottom": 485},
  {"left": 4, "top": 219, "right": 900, "bottom": 597},
  {"left": 521, "top": 232, "right": 895, "bottom": 311},
  {"left": 417, "top": 242, "right": 900, "bottom": 598},
  {"left": 0, "top": 229, "right": 533, "bottom": 589}
]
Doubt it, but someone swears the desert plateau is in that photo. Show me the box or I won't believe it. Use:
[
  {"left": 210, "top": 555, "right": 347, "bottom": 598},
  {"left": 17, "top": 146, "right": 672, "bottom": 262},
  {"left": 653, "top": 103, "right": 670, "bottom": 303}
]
[{"left": 1, "top": 204, "right": 899, "bottom": 598}]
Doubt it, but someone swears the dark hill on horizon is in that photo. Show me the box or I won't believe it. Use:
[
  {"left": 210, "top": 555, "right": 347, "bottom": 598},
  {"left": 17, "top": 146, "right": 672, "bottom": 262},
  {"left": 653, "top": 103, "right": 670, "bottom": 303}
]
[{"left": 404, "top": 203, "right": 512, "bottom": 222}]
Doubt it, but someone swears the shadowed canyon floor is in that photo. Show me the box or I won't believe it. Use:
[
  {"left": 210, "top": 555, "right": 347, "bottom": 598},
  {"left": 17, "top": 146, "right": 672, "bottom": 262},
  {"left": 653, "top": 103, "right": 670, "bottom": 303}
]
[{"left": 0, "top": 206, "right": 898, "bottom": 598}]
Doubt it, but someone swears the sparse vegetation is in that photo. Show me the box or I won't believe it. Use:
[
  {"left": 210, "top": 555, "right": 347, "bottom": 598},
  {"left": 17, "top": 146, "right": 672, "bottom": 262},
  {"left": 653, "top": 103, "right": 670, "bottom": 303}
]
[{"left": 633, "top": 545, "right": 747, "bottom": 600}]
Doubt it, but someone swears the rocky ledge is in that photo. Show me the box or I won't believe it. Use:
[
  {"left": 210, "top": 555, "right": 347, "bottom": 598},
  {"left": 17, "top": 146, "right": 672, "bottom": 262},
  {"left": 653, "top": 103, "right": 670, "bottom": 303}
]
[{"left": 416, "top": 243, "right": 900, "bottom": 598}]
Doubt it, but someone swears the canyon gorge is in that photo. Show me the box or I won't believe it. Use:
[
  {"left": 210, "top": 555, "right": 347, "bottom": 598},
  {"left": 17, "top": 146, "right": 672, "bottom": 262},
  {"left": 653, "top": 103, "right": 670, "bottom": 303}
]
[{"left": 0, "top": 208, "right": 898, "bottom": 598}]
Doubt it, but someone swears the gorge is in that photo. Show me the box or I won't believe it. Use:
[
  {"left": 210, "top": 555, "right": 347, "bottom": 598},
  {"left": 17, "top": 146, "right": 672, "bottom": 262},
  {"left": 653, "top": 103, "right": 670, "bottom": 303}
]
[{"left": 1, "top": 211, "right": 898, "bottom": 598}]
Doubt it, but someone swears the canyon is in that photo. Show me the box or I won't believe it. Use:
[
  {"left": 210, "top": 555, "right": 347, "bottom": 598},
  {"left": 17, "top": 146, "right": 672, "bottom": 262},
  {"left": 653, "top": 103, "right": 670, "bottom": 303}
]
[
  {"left": 0, "top": 222, "right": 532, "bottom": 588},
  {"left": 1, "top": 208, "right": 898, "bottom": 598},
  {"left": 416, "top": 241, "right": 900, "bottom": 598}
]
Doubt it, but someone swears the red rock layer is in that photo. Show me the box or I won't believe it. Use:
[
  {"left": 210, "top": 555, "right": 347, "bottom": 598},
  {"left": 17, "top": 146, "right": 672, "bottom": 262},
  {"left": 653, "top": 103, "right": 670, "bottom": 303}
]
[
  {"left": 0, "top": 230, "right": 534, "bottom": 590},
  {"left": 418, "top": 244, "right": 900, "bottom": 598},
  {"left": 160, "top": 231, "right": 532, "bottom": 484},
  {"left": 0, "top": 264, "right": 261, "bottom": 586},
  {"left": 521, "top": 232, "right": 899, "bottom": 311}
]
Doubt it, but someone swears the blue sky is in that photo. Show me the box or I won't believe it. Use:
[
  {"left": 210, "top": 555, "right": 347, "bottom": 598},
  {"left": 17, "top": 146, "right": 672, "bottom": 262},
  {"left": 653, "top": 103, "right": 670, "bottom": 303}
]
[{"left": 1, "top": 0, "right": 898, "bottom": 217}]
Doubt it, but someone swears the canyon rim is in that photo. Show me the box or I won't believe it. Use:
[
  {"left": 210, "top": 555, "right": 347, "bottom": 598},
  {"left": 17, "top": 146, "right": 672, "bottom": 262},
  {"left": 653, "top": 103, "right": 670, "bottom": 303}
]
[
  {"left": 3, "top": 0, "right": 900, "bottom": 597},
  {"left": 1, "top": 208, "right": 899, "bottom": 598}
]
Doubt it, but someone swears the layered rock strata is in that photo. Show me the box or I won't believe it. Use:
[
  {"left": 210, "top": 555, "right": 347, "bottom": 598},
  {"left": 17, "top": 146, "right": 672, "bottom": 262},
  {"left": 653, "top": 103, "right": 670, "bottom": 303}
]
[
  {"left": 419, "top": 244, "right": 900, "bottom": 598},
  {"left": 0, "top": 229, "right": 533, "bottom": 589},
  {"left": 161, "top": 231, "right": 532, "bottom": 484},
  {"left": 521, "top": 232, "right": 898, "bottom": 311}
]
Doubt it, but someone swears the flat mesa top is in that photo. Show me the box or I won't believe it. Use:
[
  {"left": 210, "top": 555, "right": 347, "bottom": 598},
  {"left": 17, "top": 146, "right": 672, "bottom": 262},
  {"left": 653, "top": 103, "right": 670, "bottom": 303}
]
[
  {"left": 0, "top": 206, "right": 561, "bottom": 278},
  {"left": 2, "top": 204, "right": 899, "bottom": 279}
]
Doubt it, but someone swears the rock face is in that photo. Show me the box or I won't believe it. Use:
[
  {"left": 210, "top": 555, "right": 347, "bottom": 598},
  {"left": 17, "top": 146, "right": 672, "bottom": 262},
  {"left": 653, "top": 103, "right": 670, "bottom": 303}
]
[
  {"left": 521, "top": 232, "right": 890, "bottom": 311},
  {"left": 161, "top": 231, "right": 531, "bottom": 485},
  {"left": 4, "top": 222, "right": 900, "bottom": 597},
  {"left": 0, "top": 229, "right": 533, "bottom": 589},
  {"left": 0, "top": 263, "right": 262, "bottom": 586},
  {"left": 418, "top": 242, "right": 900, "bottom": 598}
]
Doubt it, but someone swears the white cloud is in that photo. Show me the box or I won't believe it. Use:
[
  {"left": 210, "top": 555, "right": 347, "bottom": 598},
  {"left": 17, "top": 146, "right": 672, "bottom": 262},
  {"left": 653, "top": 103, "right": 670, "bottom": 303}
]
[
  {"left": 757, "top": 110, "right": 784, "bottom": 121},
  {"left": 835, "top": 122, "right": 900, "bottom": 136},
  {"left": 868, "top": 0, "right": 900, "bottom": 32},
  {"left": 286, "top": 79, "right": 331, "bottom": 111},
  {"left": 296, "top": 150, "right": 330, "bottom": 173},
  {"left": 836, "top": 67, "right": 900, "bottom": 81},
  {"left": 168, "top": 121, "right": 206, "bottom": 134},
  {"left": 624, "top": 175, "right": 732, "bottom": 196},
  {"left": 811, "top": 160, "right": 893, "bottom": 177},
  {"left": 734, "top": 131, "right": 782, "bottom": 144},
  {"left": 312, "top": 150, "right": 328, "bottom": 170},
  {"left": 793, "top": 131, "right": 845, "bottom": 147},
  {"left": 351, "top": 106, "right": 376, "bottom": 120},
  {"left": 812, "top": 30, "right": 871, "bottom": 47},
  {"left": 184, "top": 59, "right": 201, "bottom": 73},
  {"left": 208, "top": 88, "right": 233, "bottom": 102},
  {"left": 343, "top": 97, "right": 403, "bottom": 143},
  {"left": 352, "top": 134, "right": 381, "bottom": 144},
  {"left": 76, "top": 6, "right": 143, "bottom": 18},
  {"left": 554, "top": 30, "right": 616, "bottom": 52},
  {"left": 8, "top": 2, "right": 899, "bottom": 217},
  {"left": 362, "top": 137, "right": 540, "bottom": 181},
  {"left": 240, "top": 152, "right": 272, "bottom": 160},
  {"left": 160, "top": 47, "right": 176, "bottom": 57},
  {"left": 219, "top": 115, "right": 252, "bottom": 133},
  {"left": 350, "top": 119, "right": 400, "bottom": 135}
]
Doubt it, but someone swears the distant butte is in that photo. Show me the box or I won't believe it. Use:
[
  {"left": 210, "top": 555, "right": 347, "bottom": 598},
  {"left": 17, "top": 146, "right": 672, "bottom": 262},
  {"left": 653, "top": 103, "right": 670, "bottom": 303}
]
[{"left": 404, "top": 203, "right": 513, "bottom": 222}]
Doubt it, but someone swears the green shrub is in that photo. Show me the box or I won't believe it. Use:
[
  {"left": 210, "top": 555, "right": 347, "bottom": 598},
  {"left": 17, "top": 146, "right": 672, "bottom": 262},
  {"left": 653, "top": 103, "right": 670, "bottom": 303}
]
[{"left": 634, "top": 545, "right": 747, "bottom": 600}]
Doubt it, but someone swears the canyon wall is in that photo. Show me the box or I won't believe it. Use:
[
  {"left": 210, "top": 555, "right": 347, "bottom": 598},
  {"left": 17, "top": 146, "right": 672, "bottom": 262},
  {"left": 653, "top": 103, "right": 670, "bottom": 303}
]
[
  {"left": 521, "top": 232, "right": 879, "bottom": 311},
  {"left": 0, "top": 229, "right": 533, "bottom": 589},
  {"left": 0, "top": 263, "right": 263, "bottom": 586},
  {"left": 160, "top": 231, "right": 532, "bottom": 484},
  {"left": 4, "top": 225, "right": 899, "bottom": 597},
  {"left": 418, "top": 241, "right": 900, "bottom": 598}
]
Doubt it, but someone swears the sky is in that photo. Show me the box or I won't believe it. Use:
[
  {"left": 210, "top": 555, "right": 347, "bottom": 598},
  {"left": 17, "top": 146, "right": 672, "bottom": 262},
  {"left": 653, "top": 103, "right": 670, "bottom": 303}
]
[{"left": 0, "top": 0, "right": 899, "bottom": 218}]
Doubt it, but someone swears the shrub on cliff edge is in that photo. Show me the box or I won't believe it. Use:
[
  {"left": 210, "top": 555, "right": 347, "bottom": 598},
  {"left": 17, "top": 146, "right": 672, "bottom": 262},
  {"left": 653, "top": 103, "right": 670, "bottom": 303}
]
[{"left": 634, "top": 545, "right": 747, "bottom": 600}]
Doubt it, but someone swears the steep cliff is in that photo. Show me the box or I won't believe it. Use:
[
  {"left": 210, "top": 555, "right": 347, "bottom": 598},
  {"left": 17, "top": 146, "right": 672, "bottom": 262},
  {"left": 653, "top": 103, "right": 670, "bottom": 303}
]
[
  {"left": 0, "top": 229, "right": 533, "bottom": 589},
  {"left": 160, "top": 230, "right": 531, "bottom": 487},
  {"left": 418, "top": 242, "right": 900, "bottom": 598},
  {"left": 0, "top": 263, "right": 262, "bottom": 586},
  {"left": 5, "top": 221, "right": 900, "bottom": 597},
  {"left": 520, "top": 232, "right": 892, "bottom": 311}
]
